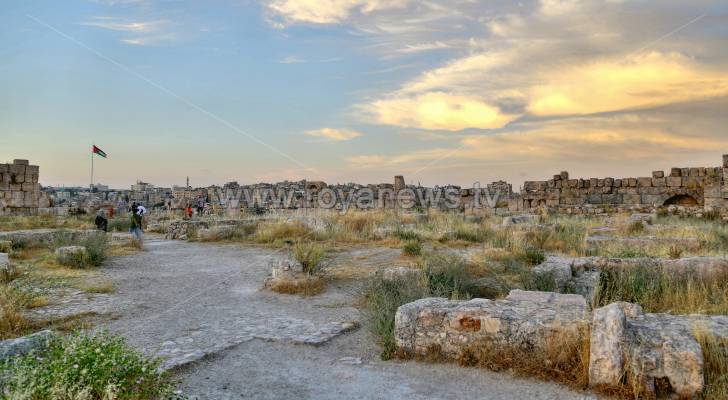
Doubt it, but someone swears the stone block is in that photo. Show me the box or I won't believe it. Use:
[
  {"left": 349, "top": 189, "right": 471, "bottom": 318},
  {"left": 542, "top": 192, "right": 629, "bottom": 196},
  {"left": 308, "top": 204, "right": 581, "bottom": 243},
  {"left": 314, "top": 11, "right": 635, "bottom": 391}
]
[
  {"left": 560, "top": 171, "right": 569, "bottom": 180},
  {"left": 698, "top": 167, "right": 706, "bottom": 177},
  {"left": 724, "top": 154, "right": 728, "bottom": 168},
  {"left": 8, "top": 164, "right": 25, "bottom": 175},
  {"left": 652, "top": 177, "right": 665, "bottom": 187},
  {"left": 627, "top": 178, "right": 637, "bottom": 187},
  {"left": 25, "top": 165, "right": 39, "bottom": 174},
  {"left": 652, "top": 170, "right": 664, "bottom": 178},
  {"left": 0, "top": 164, "right": 6, "bottom": 173},
  {"left": 0, "top": 330, "right": 55, "bottom": 361},
  {"left": 589, "top": 302, "right": 728, "bottom": 398},
  {"left": 689, "top": 168, "right": 700, "bottom": 177},
  {"left": 670, "top": 168, "right": 682, "bottom": 177},
  {"left": 667, "top": 176, "right": 682, "bottom": 187},
  {"left": 13, "top": 173, "right": 24, "bottom": 184},
  {"left": 394, "top": 291, "right": 589, "bottom": 359},
  {"left": 681, "top": 168, "right": 690, "bottom": 177},
  {"left": 567, "top": 179, "right": 579, "bottom": 188},
  {"left": 55, "top": 246, "right": 87, "bottom": 266},
  {"left": 683, "top": 177, "right": 700, "bottom": 189},
  {"left": 614, "top": 179, "right": 622, "bottom": 187},
  {"left": 604, "top": 177, "right": 614, "bottom": 187},
  {"left": 12, "top": 159, "right": 29, "bottom": 166},
  {"left": 637, "top": 177, "right": 652, "bottom": 187}
]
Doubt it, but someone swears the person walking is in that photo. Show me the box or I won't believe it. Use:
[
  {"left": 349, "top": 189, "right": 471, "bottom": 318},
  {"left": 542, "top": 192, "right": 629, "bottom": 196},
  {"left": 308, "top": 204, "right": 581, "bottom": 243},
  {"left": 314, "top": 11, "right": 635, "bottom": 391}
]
[{"left": 129, "top": 205, "right": 143, "bottom": 241}]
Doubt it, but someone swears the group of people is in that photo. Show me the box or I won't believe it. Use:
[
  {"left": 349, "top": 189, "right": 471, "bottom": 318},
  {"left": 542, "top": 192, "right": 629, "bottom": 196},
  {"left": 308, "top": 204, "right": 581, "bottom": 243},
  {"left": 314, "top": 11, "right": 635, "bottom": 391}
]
[{"left": 93, "top": 203, "right": 145, "bottom": 241}]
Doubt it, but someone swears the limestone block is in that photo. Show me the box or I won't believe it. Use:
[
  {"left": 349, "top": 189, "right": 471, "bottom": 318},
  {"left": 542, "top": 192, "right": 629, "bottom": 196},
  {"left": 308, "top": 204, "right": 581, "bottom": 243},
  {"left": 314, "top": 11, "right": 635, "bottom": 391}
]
[
  {"left": 641, "top": 194, "right": 664, "bottom": 205},
  {"left": 614, "top": 179, "right": 622, "bottom": 187},
  {"left": 589, "top": 178, "right": 598, "bottom": 188},
  {"left": 0, "top": 164, "right": 6, "bottom": 173},
  {"left": 604, "top": 177, "right": 614, "bottom": 187},
  {"left": 560, "top": 171, "right": 569, "bottom": 180},
  {"left": 627, "top": 178, "right": 638, "bottom": 187},
  {"left": 637, "top": 177, "right": 652, "bottom": 187},
  {"left": 683, "top": 177, "right": 700, "bottom": 189},
  {"left": 589, "top": 303, "right": 728, "bottom": 398},
  {"left": 698, "top": 167, "right": 706, "bottom": 177},
  {"left": 651, "top": 171, "right": 664, "bottom": 178},
  {"left": 12, "top": 159, "right": 29, "bottom": 166},
  {"left": 651, "top": 177, "right": 665, "bottom": 187},
  {"left": 0, "top": 182, "right": 7, "bottom": 191},
  {"left": 567, "top": 179, "right": 579, "bottom": 188},
  {"left": 670, "top": 168, "right": 682, "bottom": 177},
  {"left": 394, "top": 291, "right": 589, "bottom": 359},
  {"left": 724, "top": 154, "right": 728, "bottom": 168},
  {"left": 55, "top": 246, "right": 87, "bottom": 266},
  {"left": 14, "top": 173, "right": 24, "bottom": 184},
  {"left": 688, "top": 168, "right": 699, "bottom": 177},
  {"left": 667, "top": 176, "right": 682, "bottom": 187},
  {"left": 381, "top": 267, "right": 423, "bottom": 281},
  {"left": 681, "top": 168, "right": 690, "bottom": 177},
  {"left": 0, "top": 330, "right": 55, "bottom": 361},
  {"left": 25, "top": 165, "right": 38, "bottom": 174},
  {"left": 8, "top": 164, "right": 25, "bottom": 175}
]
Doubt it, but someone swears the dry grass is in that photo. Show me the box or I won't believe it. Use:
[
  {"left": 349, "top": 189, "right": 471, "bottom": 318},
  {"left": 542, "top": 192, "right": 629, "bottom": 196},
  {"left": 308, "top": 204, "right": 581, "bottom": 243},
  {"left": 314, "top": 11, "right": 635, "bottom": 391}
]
[
  {"left": 401, "top": 328, "right": 592, "bottom": 391},
  {"left": 0, "top": 285, "right": 32, "bottom": 339},
  {"left": 268, "top": 276, "right": 325, "bottom": 297},
  {"left": 0, "top": 215, "right": 93, "bottom": 232},
  {"left": 695, "top": 329, "right": 728, "bottom": 399},
  {"left": 593, "top": 264, "right": 728, "bottom": 315}
]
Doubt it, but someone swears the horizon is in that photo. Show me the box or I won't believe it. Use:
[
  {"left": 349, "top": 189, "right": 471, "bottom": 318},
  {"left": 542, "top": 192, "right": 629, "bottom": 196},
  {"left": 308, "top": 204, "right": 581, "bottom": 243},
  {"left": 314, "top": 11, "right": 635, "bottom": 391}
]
[{"left": 2, "top": 1, "right": 728, "bottom": 189}]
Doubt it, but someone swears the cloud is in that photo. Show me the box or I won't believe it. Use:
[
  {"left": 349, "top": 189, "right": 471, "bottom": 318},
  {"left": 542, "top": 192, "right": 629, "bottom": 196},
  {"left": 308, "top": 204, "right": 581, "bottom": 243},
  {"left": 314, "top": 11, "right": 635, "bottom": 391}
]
[
  {"left": 528, "top": 51, "right": 728, "bottom": 115},
  {"left": 280, "top": 55, "right": 305, "bottom": 64},
  {"left": 267, "top": 0, "right": 408, "bottom": 25},
  {"left": 304, "top": 128, "right": 363, "bottom": 141},
  {"left": 397, "top": 41, "right": 451, "bottom": 54},
  {"left": 366, "top": 92, "right": 516, "bottom": 131},
  {"left": 81, "top": 17, "right": 178, "bottom": 45},
  {"left": 81, "top": 19, "right": 166, "bottom": 33}
]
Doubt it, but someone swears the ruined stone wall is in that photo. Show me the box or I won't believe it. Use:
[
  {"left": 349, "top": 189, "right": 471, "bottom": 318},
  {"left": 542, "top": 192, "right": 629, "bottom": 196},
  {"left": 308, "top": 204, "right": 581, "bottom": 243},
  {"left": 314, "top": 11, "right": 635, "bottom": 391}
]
[
  {"left": 0, "top": 159, "right": 41, "bottom": 216},
  {"left": 517, "top": 154, "right": 728, "bottom": 213}
]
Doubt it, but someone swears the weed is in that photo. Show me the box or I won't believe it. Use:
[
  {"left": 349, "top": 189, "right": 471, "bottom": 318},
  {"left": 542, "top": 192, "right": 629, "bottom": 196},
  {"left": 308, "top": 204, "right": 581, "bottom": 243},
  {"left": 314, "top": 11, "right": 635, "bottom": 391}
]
[
  {"left": 362, "top": 274, "right": 429, "bottom": 359},
  {"left": 695, "top": 329, "right": 728, "bottom": 399},
  {"left": 393, "top": 228, "right": 421, "bottom": 242},
  {"left": 0, "top": 331, "right": 178, "bottom": 399},
  {"left": 402, "top": 241, "right": 422, "bottom": 256},
  {"left": 292, "top": 241, "right": 326, "bottom": 275},
  {"left": 421, "top": 254, "right": 476, "bottom": 300}
]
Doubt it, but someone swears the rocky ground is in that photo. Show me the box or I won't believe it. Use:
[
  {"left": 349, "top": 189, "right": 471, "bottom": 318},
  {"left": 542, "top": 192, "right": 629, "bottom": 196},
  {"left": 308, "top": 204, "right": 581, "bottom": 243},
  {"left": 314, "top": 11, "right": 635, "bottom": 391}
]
[{"left": 87, "top": 236, "right": 594, "bottom": 399}]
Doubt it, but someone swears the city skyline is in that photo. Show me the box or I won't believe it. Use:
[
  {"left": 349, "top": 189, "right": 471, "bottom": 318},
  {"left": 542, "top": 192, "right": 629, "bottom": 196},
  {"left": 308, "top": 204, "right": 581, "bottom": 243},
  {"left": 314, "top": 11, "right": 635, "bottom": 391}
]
[{"left": 2, "top": 1, "right": 728, "bottom": 188}]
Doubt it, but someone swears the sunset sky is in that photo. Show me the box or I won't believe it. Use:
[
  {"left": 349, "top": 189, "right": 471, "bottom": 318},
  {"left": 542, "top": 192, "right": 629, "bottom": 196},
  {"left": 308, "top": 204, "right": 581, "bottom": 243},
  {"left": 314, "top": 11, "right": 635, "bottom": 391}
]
[{"left": 1, "top": 0, "right": 727, "bottom": 189}]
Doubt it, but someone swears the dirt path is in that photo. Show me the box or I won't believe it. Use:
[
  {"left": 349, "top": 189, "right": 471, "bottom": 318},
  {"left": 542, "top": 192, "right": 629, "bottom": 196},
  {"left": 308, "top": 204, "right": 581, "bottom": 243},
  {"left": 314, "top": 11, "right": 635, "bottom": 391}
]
[{"left": 98, "top": 237, "right": 596, "bottom": 399}]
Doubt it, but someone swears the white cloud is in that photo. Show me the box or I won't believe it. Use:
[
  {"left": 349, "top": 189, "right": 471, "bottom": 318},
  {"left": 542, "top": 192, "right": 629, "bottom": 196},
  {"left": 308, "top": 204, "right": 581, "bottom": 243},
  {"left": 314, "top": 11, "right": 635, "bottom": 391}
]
[
  {"left": 267, "top": 0, "right": 408, "bottom": 25},
  {"left": 81, "top": 18, "right": 167, "bottom": 33},
  {"left": 305, "top": 128, "right": 363, "bottom": 141},
  {"left": 280, "top": 55, "right": 306, "bottom": 64}
]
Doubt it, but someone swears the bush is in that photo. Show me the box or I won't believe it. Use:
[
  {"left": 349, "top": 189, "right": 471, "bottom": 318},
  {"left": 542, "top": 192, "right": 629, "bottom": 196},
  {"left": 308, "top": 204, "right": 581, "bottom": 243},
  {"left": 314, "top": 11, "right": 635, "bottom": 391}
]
[
  {"left": 108, "top": 217, "right": 131, "bottom": 232},
  {"left": 0, "top": 331, "right": 178, "bottom": 399},
  {"left": 450, "top": 225, "right": 493, "bottom": 243},
  {"left": 522, "top": 247, "right": 545, "bottom": 266},
  {"left": 362, "top": 274, "right": 429, "bottom": 360},
  {"left": 393, "top": 228, "right": 420, "bottom": 242},
  {"left": 55, "top": 234, "right": 109, "bottom": 268},
  {"left": 402, "top": 241, "right": 422, "bottom": 256},
  {"left": 292, "top": 241, "right": 325, "bottom": 275},
  {"left": 421, "top": 254, "right": 476, "bottom": 300},
  {"left": 521, "top": 270, "right": 557, "bottom": 292}
]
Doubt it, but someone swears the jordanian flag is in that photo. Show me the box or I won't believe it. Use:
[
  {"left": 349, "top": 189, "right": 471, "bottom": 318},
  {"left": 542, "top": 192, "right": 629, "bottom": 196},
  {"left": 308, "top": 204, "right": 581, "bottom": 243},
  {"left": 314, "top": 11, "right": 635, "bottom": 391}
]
[{"left": 92, "top": 145, "right": 107, "bottom": 158}]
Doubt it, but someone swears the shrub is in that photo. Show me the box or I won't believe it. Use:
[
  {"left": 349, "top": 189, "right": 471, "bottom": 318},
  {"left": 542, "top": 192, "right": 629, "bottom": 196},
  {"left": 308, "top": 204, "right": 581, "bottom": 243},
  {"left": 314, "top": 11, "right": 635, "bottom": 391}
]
[
  {"left": 108, "top": 217, "right": 131, "bottom": 232},
  {"left": 292, "top": 241, "right": 325, "bottom": 275},
  {"left": 450, "top": 225, "right": 493, "bottom": 243},
  {"left": 667, "top": 245, "right": 683, "bottom": 259},
  {"left": 522, "top": 247, "right": 545, "bottom": 266},
  {"left": 268, "top": 275, "right": 324, "bottom": 297},
  {"left": 421, "top": 254, "right": 476, "bottom": 300},
  {"left": 625, "top": 220, "right": 646, "bottom": 235},
  {"left": 402, "top": 241, "right": 422, "bottom": 256},
  {"left": 393, "top": 228, "right": 420, "bottom": 242},
  {"left": 0, "top": 331, "right": 178, "bottom": 399},
  {"left": 83, "top": 234, "right": 108, "bottom": 267},
  {"left": 521, "top": 270, "right": 557, "bottom": 292},
  {"left": 362, "top": 274, "right": 429, "bottom": 360}
]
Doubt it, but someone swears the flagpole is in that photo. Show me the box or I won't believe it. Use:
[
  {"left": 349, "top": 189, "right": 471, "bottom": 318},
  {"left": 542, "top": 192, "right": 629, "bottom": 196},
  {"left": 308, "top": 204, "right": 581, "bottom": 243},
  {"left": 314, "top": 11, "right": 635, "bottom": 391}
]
[{"left": 91, "top": 144, "right": 94, "bottom": 190}]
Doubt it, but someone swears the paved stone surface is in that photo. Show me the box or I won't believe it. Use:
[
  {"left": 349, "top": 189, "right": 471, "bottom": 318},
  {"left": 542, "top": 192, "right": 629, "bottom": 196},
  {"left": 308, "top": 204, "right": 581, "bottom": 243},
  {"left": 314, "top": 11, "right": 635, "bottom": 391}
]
[{"left": 91, "top": 236, "right": 593, "bottom": 399}]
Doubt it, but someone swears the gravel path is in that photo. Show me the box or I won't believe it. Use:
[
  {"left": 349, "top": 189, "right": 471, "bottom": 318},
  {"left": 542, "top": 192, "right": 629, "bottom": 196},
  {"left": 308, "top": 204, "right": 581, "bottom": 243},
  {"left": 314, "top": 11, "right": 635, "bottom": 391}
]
[{"left": 98, "top": 236, "right": 596, "bottom": 400}]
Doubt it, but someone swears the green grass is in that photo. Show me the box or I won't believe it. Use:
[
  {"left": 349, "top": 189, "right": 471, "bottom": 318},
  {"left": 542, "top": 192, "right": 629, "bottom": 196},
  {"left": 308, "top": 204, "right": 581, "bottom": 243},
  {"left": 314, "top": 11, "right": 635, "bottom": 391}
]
[
  {"left": 362, "top": 273, "right": 429, "bottom": 360},
  {"left": 292, "top": 241, "right": 326, "bottom": 275},
  {"left": 592, "top": 263, "right": 728, "bottom": 314},
  {"left": 402, "top": 240, "right": 422, "bottom": 256},
  {"left": 52, "top": 233, "right": 109, "bottom": 268},
  {"left": 0, "top": 331, "right": 179, "bottom": 399},
  {"left": 421, "top": 254, "right": 477, "bottom": 299}
]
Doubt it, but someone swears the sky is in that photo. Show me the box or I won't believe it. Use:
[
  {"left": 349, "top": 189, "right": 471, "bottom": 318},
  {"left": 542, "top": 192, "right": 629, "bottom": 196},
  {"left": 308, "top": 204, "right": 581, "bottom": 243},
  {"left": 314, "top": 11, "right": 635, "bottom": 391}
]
[{"left": 1, "top": 0, "right": 727, "bottom": 189}]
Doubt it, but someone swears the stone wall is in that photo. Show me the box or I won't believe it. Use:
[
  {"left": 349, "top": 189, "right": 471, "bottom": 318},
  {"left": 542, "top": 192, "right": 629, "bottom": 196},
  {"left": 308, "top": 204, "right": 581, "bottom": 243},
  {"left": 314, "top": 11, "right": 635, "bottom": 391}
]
[
  {"left": 0, "top": 159, "right": 42, "bottom": 215},
  {"left": 517, "top": 154, "right": 728, "bottom": 213}
]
